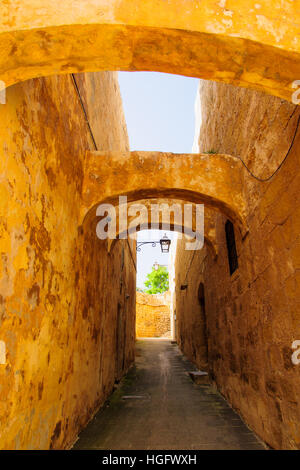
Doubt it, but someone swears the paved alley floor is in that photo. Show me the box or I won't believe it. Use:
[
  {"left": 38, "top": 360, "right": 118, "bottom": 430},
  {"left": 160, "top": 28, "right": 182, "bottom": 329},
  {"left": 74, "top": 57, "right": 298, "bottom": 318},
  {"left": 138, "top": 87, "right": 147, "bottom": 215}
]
[{"left": 73, "top": 339, "right": 265, "bottom": 450}]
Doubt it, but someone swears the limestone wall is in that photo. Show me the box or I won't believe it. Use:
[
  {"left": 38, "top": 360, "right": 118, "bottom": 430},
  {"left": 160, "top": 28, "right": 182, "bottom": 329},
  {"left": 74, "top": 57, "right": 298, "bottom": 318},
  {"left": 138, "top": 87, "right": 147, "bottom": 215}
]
[
  {"left": 0, "top": 72, "right": 136, "bottom": 449},
  {"left": 136, "top": 292, "right": 171, "bottom": 338},
  {"left": 173, "top": 240, "right": 208, "bottom": 371},
  {"left": 175, "top": 80, "right": 300, "bottom": 449}
]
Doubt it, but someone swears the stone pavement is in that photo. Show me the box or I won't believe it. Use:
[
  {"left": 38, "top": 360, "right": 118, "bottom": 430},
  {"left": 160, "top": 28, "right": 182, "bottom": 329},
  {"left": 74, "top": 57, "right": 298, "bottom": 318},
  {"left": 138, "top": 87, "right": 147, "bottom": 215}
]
[{"left": 73, "top": 339, "right": 266, "bottom": 450}]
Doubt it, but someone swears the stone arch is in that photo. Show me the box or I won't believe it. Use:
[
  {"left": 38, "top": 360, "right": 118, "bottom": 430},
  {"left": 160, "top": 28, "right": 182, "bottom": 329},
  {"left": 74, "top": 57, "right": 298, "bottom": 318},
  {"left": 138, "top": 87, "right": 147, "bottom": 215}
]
[
  {"left": 1, "top": 1, "right": 300, "bottom": 100},
  {"left": 106, "top": 199, "right": 219, "bottom": 259},
  {"left": 80, "top": 151, "right": 249, "bottom": 237}
]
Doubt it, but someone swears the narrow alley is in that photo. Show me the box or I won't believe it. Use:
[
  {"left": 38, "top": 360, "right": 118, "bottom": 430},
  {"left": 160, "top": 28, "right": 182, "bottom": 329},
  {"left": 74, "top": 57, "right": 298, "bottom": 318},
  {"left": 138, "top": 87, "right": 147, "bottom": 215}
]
[{"left": 73, "top": 340, "right": 265, "bottom": 450}]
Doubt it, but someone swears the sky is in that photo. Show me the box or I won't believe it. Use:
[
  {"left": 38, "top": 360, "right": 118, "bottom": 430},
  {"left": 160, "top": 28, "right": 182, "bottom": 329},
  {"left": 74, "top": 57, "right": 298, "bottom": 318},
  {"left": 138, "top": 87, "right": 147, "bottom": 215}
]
[
  {"left": 118, "top": 72, "right": 199, "bottom": 288},
  {"left": 118, "top": 72, "right": 199, "bottom": 153}
]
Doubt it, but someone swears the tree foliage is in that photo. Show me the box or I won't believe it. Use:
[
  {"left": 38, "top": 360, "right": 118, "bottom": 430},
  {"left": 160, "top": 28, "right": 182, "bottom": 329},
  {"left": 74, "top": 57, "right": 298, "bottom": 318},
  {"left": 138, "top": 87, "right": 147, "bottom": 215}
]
[{"left": 144, "top": 266, "right": 169, "bottom": 294}]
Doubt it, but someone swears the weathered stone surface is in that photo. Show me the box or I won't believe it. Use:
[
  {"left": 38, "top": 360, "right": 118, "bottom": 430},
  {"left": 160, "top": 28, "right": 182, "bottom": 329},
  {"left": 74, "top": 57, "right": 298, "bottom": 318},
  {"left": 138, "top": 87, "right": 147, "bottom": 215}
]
[
  {"left": 173, "top": 237, "right": 210, "bottom": 372},
  {"left": 136, "top": 292, "right": 171, "bottom": 338},
  {"left": 0, "top": 72, "right": 136, "bottom": 449},
  {"left": 196, "top": 79, "right": 300, "bottom": 180},
  {"left": 0, "top": 1, "right": 300, "bottom": 101},
  {"left": 81, "top": 150, "right": 249, "bottom": 236},
  {"left": 175, "top": 80, "right": 300, "bottom": 450},
  {"left": 108, "top": 199, "right": 218, "bottom": 259}
]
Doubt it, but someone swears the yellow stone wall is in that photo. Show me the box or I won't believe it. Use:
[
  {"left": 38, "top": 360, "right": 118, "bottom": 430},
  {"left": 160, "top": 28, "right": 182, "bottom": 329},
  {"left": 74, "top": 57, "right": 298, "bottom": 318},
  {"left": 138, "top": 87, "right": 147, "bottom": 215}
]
[
  {"left": 175, "top": 80, "right": 300, "bottom": 449},
  {"left": 81, "top": 150, "right": 248, "bottom": 235},
  {"left": 136, "top": 292, "right": 171, "bottom": 338},
  {"left": 0, "top": 72, "right": 136, "bottom": 449},
  {"left": 173, "top": 240, "right": 209, "bottom": 372}
]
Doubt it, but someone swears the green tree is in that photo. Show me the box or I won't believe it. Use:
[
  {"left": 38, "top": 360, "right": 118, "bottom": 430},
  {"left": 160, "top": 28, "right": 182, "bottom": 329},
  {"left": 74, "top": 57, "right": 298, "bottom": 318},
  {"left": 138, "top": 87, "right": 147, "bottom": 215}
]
[{"left": 144, "top": 266, "right": 169, "bottom": 294}]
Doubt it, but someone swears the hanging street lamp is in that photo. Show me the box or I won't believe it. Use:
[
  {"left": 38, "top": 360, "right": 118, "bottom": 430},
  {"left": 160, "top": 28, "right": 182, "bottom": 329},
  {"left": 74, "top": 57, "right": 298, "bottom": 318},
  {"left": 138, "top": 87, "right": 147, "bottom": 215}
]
[
  {"left": 160, "top": 233, "right": 171, "bottom": 254},
  {"left": 136, "top": 233, "right": 171, "bottom": 253}
]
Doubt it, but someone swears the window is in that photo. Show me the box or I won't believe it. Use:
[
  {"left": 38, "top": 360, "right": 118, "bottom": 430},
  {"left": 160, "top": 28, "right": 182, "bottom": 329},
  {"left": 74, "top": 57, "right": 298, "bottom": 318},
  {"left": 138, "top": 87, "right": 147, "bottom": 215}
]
[
  {"left": 225, "top": 220, "right": 238, "bottom": 275},
  {"left": 198, "top": 282, "right": 205, "bottom": 311}
]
